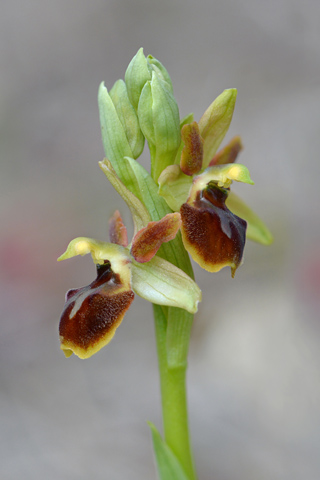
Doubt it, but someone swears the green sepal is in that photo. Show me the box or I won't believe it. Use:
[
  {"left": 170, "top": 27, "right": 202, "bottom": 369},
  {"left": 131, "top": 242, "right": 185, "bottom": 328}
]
[
  {"left": 99, "top": 159, "right": 150, "bottom": 235},
  {"left": 124, "top": 47, "right": 152, "bottom": 111},
  {"left": 131, "top": 255, "right": 201, "bottom": 314},
  {"left": 148, "top": 423, "right": 189, "bottom": 480},
  {"left": 138, "top": 72, "right": 181, "bottom": 183},
  {"left": 199, "top": 89, "right": 237, "bottom": 169},
  {"left": 158, "top": 165, "right": 192, "bottom": 211},
  {"left": 226, "top": 191, "right": 273, "bottom": 245},
  {"left": 109, "top": 79, "right": 145, "bottom": 159}
]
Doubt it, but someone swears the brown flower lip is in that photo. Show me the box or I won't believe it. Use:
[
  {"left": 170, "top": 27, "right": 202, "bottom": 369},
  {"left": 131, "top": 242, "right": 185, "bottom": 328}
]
[
  {"left": 180, "top": 182, "right": 247, "bottom": 277},
  {"left": 59, "top": 262, "right": 134, "bottom": 359}
]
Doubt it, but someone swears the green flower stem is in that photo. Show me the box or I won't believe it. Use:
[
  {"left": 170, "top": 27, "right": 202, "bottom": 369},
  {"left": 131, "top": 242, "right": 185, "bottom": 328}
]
[
  {"left": 166, "top": 307, "right": 194, "bottom": 369},
  {"left": 153, "top": 304, "right": 197, "bottom": 480}
]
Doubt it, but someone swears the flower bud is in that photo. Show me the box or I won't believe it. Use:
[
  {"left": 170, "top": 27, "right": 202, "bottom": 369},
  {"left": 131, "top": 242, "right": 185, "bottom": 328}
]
[
  {"left": 147, "top": 55, "right": 174, "bottom": 92},
  {"left": 98, "top": 78, "right": 146, "bottom": 188},
  {"left": 138, "top": 71, "right": 181, "bottom": 182},
  {"left": 108, "top": 79, "right": 145, "bottom": 159},
  {"left": 199, "top": 89, "right": 237, "bottom": 169},
  {"left": 98, "top": 82, "right": 134, "bottom": 173},
  {"left": 124, "top": 48, "right": 152, "bottom": 111}
]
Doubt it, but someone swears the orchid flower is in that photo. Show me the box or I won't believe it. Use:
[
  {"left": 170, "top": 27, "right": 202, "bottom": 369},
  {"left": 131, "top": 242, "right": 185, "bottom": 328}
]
[
  {"left": 58, "top": 162, "right": 201, "bottom": 359},
  {"left": 158, "top": 92, "right": 273, "bottom": 277}
]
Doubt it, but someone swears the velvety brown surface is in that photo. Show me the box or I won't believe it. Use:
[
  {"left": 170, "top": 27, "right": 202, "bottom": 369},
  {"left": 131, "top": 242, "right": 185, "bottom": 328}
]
[
  {"left": 60, "top": 263, "right": 134, "bottom": 352},
  {"left": 181, "top": 185, "right": 246, "bottom": 275}
]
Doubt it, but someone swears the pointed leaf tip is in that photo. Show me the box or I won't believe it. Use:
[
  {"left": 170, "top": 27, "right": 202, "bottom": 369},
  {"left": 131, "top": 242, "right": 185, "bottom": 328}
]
[{"left": 148, "top": 422, "right": 189, "bottom": 480}]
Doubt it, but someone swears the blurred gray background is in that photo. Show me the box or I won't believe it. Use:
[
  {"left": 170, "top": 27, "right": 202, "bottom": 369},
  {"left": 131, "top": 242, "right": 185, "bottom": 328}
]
[{"left": 1, "top": 1, "right": 320, "bottom": 479}]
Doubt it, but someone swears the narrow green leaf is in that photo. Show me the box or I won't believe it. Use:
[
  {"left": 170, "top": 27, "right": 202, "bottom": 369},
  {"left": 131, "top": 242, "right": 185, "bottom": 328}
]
[
  {"left": 226, "top": 191, "right": 273, "bottom": 245},
  {"left": 148, "top": 423, "right": 189, "bottom": 480}
]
